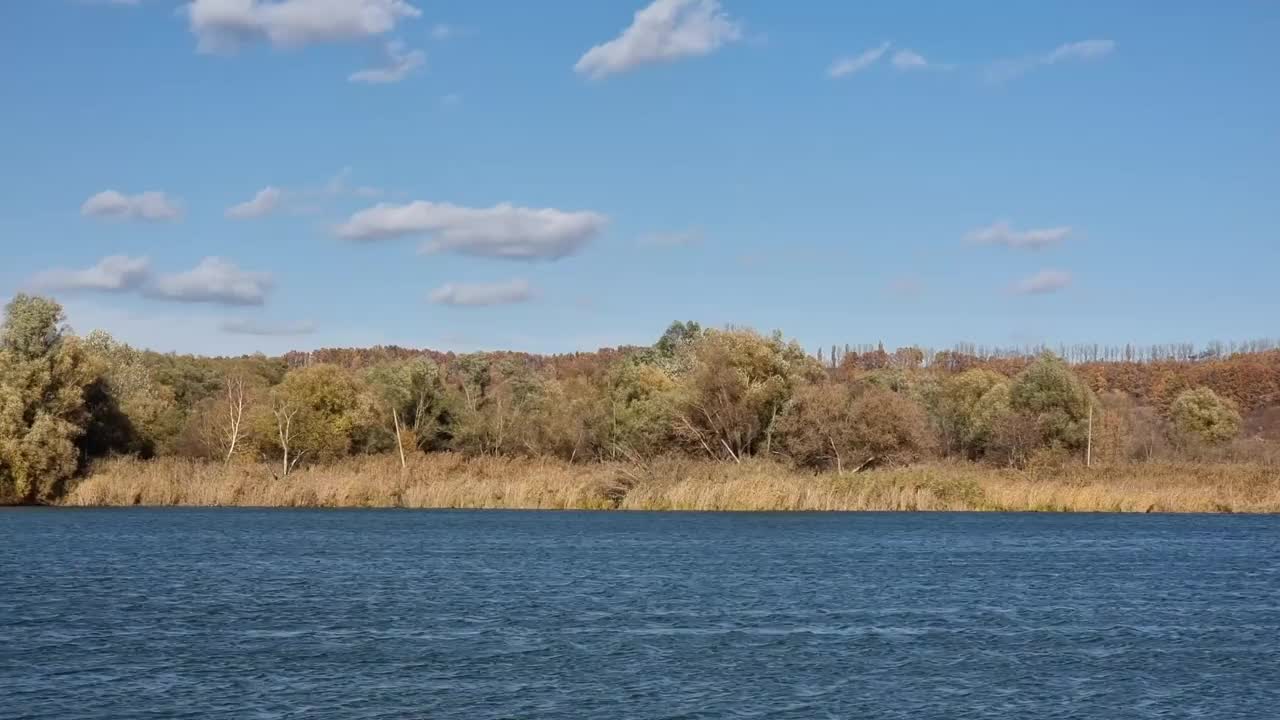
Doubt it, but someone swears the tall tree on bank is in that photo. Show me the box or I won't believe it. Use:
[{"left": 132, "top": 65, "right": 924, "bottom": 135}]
[{"left": 0, "top": 296, "right": 97, "bottom": 503}]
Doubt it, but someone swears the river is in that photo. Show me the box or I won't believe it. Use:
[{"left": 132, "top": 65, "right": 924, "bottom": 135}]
[{"left": 2, "top": 509, "right": 1278, "bottom": 718}]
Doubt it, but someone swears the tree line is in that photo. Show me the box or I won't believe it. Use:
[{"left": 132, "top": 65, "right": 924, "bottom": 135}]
[{"left": 2, "top": 296, "right": 1268, "bottom": 504}]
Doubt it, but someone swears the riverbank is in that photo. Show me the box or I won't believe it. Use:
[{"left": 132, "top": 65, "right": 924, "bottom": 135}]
[{"left": 52, "top": 455, "right": 1280, "bottom": 513}]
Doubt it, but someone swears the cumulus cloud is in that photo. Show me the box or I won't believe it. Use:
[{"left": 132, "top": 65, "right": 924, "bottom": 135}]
[
  {"left": 186, "top": 0, "right": 421, "bottom": 53},
  {"left": 429, "top": 279, "right": 535, "bottom": 307},
  {"left": 966, "top": 221, "right": 1072, "bottom": 250},
  {"left": 891, "top": 49, "right": 929, "bottom": 70},
  {"left": 29, "top": 256, "right": 151, "bottom": 293},
  {"left": 219, "top": 318, "right": 316, "bottom": 336},
  {"left": 146, "top": 257, "right": 273, "bottom": 306},
  {"left": 1013, "top": 269, "right": 1072, "bottom": 295},
  {"left": 225, "top": 186, "right": 283, "bottom": 219},
  {"left": 828, "top": 42, "right": 890, "bottom": 78},
  {"left": 574, "top": 0, "right": 742, "bottom": 80},
  {"left": 81, "top": 190, "right": 183, "bottom": 222},
  {"left": 337, "top": 201, "right": 608, "bottom": 261},
  {"left": 349, "top": 40, "right": 425, "bottom": 84},
  {"left": 986, "top": 39, "right": 1115, "bottom": 83}
]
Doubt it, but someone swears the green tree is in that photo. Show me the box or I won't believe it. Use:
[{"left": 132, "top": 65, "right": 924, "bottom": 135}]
[
  {"left": 0, "top": 295, "right": 97, "bottom": 503},
  {"left": 449, "top": 357, "right": 544, "bottom": 457},
  {"left": 931, "top": 369, "right": 1009, "bottom": 457},
  {"left": 654, "top": 320, "right": 704, "bottom": 358},
  {"left": 256, "top": 364, "right": 360, "bottom": 475},
  {"left": 1169, "top": 387, "right": 1241, "bottom": 446},
  {"left": 81, "top": 331, "right": 181, "bottom": 458},
  {"left": 1001, "top": 353, "right": 1097, "bottom": 463},
  {"left": 602, "top": 360, "right": 677, "bottom": 460},
  {"left": 362, "top": 358, "right": 452, "bottom": 462}
]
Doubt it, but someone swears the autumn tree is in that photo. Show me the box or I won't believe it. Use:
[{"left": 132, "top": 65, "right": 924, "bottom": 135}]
[
  {"left": 0, "top": 295, "right": 97, "bottom": 503},
  {"left": 779, "top": 383, "right": 935, "bottom": 473},
  {"left": 1169, "top": 387, "right": 1242, "bottom": 446},
  {"left": 671, "top": 329, "right": 820, "bottom": 462},
  {"left": 178, "top": 374, "right": 262, "bottom": 463},
  {"left": 522, "top": 375, "right": 611, "bottom": 461}
]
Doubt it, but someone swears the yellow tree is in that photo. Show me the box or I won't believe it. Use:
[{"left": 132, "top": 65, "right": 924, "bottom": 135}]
[{"left": 0, "top": 295, "right": 97, "bottom": 503}]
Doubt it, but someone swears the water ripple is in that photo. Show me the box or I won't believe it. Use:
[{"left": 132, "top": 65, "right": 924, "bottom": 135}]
[{"left": 2, "top": 509, "right": 1279, "bottom": 719}]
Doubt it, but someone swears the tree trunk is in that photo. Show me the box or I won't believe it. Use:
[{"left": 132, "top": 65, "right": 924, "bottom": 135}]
[{"left": 392, "top": 407, "right": 406, "bottom": 470}]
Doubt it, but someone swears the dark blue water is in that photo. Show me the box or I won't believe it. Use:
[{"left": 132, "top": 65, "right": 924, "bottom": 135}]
[{"left": 2, "top": 510, "right": 1279, "bottom": 719}]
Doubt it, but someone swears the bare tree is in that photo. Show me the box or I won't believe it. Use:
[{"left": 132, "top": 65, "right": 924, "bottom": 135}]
[
  {"left": 222, "top": 376, "right": 247, "bottom": 465},
  {"left": 391, "top": 407, "right": 406, "bottom": 470},
  {"left": 272, "top": 398, "right": 304, "bottom": 477}
]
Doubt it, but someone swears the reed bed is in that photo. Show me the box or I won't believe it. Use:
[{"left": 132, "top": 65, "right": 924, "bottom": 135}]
[{"left": 57, "top": 454, "right": 1280, "bottom": 513}]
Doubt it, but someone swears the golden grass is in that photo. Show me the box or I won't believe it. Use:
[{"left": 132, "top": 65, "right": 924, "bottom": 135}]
[{"left": 58, "top": 453, "right": 1280, "bottom": 513}]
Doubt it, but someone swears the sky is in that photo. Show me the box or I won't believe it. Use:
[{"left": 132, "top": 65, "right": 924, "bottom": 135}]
[{"left": 1, "top": 0, "right": 1277, "bottom": 357}]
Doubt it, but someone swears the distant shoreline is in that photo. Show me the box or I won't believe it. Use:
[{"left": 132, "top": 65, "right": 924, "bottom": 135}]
[{"left": 50, "top": 455, "right": 1280, "bottom": 514}]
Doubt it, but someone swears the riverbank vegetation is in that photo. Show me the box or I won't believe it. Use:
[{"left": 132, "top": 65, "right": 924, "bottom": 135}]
[{"left": 3, "top": 294, "right": 1279, "bottom": 511}]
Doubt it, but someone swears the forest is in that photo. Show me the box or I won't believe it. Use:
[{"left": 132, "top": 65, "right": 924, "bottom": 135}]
[{"left": 2, "top": 293, "right": 1278, "bottom": 510}]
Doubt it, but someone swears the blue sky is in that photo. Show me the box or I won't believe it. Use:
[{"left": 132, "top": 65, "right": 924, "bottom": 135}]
[{"left": 2, "top": 0, "right": 1277, "bottom": 356}]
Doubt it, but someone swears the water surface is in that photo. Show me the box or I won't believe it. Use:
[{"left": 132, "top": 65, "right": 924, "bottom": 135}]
[{"left": 2, "top": 509, "right": 1278, "bottom": 719}]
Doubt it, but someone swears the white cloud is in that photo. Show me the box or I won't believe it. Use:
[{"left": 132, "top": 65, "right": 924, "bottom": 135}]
[
  {"left": 574, "top": 0, "right": 742, "bottom": 80},
  {"left": 966, "top": 221, "right": 1072, "bottom": 250},
  {"left": 1045, "top": 39, "right": 1116, "bottom": 64},
  {"left": 349, "top": 40, "right": 425, "bottom": 84},
  {"left": 828, "top": 42, "right": 890, "bottom": 78},
  {"left": 430, "top": 23, "right": 455, "bottom": 40},
  {"left": 186, "top": 0, "right": 421, "bottom": 53},
  {"left": 146, "top": 257, "right": 273, "bottom": 306},
  {"left": 429, "top": 279, "right": 535, "bottom": 307},
  {"left": 236, "top": 169, "right": 380, "bottom": 217},
  {"left": 891, "top": 49, "right": 929, "bottom": 70},
  {"left": 337, "top": 201, "right": 608, "bottom": 261},
  {"left": 220, "top": 318, "right": 316, "bottom": 336},
  {"left": 81, "top": 190, "right": 183, "bottom": 222},
  {"left": 986, "top": 38, "right": 1115, "bottom": 83},
  {"left": 29, "top": 256, "right": 151, "bottom": 293},
  {"left": 322, "top": 166, "right": 382, "bottom": 198},
  {"left": 225, "top": 186, "right": 283, "bottom": 219},
  {"left": 1013, "top": 269, "right": 1072, "bottom": 295}
]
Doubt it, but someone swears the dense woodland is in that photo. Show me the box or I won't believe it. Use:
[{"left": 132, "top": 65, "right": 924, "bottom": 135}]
[{"left": 2, "top": 294, "right": 1276, "bottom": 504}]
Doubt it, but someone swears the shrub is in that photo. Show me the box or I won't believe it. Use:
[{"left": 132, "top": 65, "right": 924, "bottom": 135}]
[
  {"left": 1169, "top": 387, "right": 1242, "bottom": 446},
  {"left": 779, "top": 384, "right": 936, "bottom": 472}
]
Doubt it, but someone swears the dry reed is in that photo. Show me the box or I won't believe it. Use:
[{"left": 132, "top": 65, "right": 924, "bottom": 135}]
[{"left": 58, "top": 454, "right": 1280, "bottom": 513}]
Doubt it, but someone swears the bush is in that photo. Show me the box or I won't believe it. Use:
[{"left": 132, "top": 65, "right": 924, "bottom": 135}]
[
  {"left": 1008, "top": 353, "right": 1096, "bottom": 452},
  {"left": 778, "top": 384, "right": 936, "bottom": 472},
  {"left": 1169, "top": 387, "right": 1242, "bottom": 446}
]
